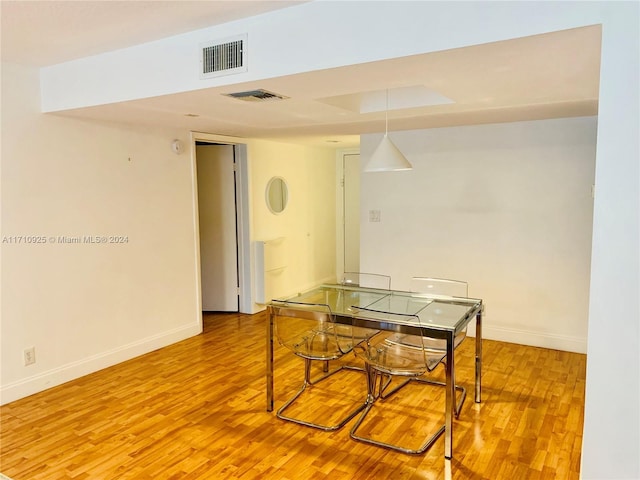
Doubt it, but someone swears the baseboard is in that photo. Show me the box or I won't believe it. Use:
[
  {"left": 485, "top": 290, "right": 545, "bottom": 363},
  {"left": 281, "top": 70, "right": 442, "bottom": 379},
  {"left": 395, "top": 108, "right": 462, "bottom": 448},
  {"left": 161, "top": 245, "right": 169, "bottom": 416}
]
[
  {"left": 466, "top": 323, "right": 587, "bottom": 354},
  {"left": 0, "top": 323, "right": 202, "bottom": 405}
]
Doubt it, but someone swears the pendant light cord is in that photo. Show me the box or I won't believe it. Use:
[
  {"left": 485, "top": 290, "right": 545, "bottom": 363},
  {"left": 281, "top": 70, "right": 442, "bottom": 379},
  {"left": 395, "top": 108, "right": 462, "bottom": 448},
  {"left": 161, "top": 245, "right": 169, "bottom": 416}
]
[{"left": 385, "top": 89, "right": 389, "bottom": 135}]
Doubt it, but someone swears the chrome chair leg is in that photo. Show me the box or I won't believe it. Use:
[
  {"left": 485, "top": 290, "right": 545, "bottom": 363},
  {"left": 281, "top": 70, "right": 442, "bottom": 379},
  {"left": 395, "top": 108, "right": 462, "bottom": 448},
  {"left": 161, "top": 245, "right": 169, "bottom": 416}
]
[
  {"left": 380, "top": 377, "right": 466, "bottom": 417},
  {"left": 277, "top": 358, "right": 367, "bottom": 431},
  {"left": 349, "top": 365, "right": 379, "bottom": 435},
  {"left": 349, "top": 367, "right": 450, "bottom": 454},
  {"left": 379, "top": 373, "right": 466, "bottom": 418}
]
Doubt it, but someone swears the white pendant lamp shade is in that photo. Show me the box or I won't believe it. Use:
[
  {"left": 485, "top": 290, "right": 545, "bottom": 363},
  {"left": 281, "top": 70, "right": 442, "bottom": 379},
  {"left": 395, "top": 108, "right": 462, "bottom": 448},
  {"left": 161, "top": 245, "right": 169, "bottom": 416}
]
[
  {"left": 365, "top": 134, "right": 412, "bottom": 172},
  {"left": 363, "top": 89, "right": 412, "bottom": 172}
]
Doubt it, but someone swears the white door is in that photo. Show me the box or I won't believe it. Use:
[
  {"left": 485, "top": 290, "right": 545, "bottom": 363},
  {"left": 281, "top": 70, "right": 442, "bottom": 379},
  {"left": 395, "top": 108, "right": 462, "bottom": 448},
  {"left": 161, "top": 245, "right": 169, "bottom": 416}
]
[
  {"left": 343, "top": 153, "right": 361, "bottom": 273},
  {"left": 196, "top": 144, "right": 238, "bottom": 311}
]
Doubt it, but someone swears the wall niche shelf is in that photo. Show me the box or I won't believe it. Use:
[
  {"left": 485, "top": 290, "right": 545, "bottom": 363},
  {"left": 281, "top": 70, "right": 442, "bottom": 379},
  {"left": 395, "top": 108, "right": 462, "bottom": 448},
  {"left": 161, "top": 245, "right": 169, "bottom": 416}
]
[{"left": 254, "top": 237, "right": 287, "bottom": 304}]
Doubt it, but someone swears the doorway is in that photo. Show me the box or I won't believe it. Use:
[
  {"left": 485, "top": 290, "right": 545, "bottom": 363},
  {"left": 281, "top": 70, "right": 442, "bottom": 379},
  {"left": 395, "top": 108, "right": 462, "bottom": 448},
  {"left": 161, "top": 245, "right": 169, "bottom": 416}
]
[
  {"left": 342, "top": 152, "right": 361, "bottom": 274},
  {"left": 192, "top": 132, "right": 252, "bottom": 314},
  {"left": 196, "top": 142, "right": 239, "bottom": 312}
]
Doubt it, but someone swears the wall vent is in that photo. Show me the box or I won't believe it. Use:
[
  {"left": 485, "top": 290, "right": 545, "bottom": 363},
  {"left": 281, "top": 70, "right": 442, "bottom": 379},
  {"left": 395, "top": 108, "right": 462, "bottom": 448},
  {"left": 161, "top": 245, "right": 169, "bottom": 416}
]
[
  {"left": 223, "top": 89, "right": 289, "bottom": 102},
  {"left": 200, "top": 34, "right": 247, "bottom": 79}
]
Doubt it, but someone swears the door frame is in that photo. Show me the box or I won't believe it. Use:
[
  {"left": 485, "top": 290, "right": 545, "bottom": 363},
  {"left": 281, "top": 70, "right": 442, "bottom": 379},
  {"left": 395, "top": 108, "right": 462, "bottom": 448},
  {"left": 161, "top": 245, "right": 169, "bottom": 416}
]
[
  {"left": 195, "top": 143, "right": 238, "bottom": 312},
  {"left": 335, "top": 148, "right": 360, "bottom": 280},
  {"left": 190, "top": 132, "right": 253, "bottom": 314}
]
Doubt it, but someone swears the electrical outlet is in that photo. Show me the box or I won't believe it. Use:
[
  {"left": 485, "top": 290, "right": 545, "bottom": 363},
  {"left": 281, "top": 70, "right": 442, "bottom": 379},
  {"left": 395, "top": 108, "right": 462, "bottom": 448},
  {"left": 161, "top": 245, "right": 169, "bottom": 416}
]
[{"left": 23, "top": 347, "right": 35, "bottom": 366}]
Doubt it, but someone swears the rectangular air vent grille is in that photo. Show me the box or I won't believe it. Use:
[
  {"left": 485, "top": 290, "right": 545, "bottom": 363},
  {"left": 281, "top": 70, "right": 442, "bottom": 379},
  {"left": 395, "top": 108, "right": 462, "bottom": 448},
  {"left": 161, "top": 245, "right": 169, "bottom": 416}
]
[
  {"left": 200, "top": 35, "right": 247, "bottom": 78},
  {"left": 223, "top": 89, "right": 289, "bottom": 102}
]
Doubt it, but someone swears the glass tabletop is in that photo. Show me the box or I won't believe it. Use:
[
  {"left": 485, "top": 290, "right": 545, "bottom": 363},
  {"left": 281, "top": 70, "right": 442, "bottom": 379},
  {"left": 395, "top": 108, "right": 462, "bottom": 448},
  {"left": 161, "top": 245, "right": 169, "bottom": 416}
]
[{"left": 271, "top": 284, "right": 481, "bottom": 332}]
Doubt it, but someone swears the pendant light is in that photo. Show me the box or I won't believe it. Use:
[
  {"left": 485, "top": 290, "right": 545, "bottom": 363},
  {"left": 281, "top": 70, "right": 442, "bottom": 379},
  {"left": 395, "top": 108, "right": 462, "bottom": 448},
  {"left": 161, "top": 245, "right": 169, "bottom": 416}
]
[{"left": 364, "top": 89, "right": 412, "bottom": 172}]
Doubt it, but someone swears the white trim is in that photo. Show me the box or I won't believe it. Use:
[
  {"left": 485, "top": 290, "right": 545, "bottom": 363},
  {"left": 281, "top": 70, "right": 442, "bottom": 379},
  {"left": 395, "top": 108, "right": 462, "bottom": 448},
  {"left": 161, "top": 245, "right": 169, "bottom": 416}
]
[
  {"left": 234, "top": 144, "right": 253, "bottom": 314},
  {"left": 0, "top": 324, "right": 201, "bottom": 405},
  {"left": 468, "top": 324, "right": 587, "bottom": 354},
  {"left": 189, "top": 132, "right": 253, "bottom": 314},
  {"left": 188, "top": 137, "right": 204, "bottom": 320}
]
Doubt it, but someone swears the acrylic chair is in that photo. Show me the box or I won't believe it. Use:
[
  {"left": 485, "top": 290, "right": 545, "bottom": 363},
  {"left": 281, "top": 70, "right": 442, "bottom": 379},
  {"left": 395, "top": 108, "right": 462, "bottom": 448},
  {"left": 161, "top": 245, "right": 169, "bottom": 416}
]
[
  {"left": 336, "top": 271, "right": 391, "bottom": 350},
  {"left": 411, "top": 277, "right": 469, "bottom": 364},
  {"left": 378, "top": 277, "right": 469, "bottom": 416},
  {"left": 409, "top": 277, "right": 469, "bottom": 357},
  {"left": 272, "top": 300, "right": 367, "bottom": 431},
  {"left": 349, "top": 308, "right": 450, "bottom": 454},
  {"left": 341, "top": 272, "right": 392, "bottom": 290}
]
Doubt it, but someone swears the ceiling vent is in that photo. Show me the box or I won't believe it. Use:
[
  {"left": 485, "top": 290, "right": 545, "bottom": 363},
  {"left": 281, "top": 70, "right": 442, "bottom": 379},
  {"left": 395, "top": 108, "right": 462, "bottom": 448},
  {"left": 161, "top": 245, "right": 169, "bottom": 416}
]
[
  {"left": 200, "top": 34, "right": 247, "bottom": 79},
  {"left": 223, "top": 89, "right": 289, "bottom": 102}
]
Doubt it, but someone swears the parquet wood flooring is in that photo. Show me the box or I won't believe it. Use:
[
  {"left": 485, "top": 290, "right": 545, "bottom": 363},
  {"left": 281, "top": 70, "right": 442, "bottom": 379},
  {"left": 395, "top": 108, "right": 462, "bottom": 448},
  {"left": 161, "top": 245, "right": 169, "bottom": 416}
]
[{"left": 0, "top": 312, "right": 585, "bottom": 479}]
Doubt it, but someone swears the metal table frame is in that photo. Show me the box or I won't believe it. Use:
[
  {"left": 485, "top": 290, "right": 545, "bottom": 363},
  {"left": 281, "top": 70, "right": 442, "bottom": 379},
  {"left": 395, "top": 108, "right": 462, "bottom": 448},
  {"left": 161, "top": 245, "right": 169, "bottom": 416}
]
[{"left": 266, "top": 284, "right": 483, "bottom": 459}]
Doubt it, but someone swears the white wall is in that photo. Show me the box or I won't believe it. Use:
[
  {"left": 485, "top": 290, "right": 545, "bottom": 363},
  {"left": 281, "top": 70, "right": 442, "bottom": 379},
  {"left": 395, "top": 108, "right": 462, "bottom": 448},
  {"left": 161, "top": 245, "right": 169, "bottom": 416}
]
[
  {"left": 249, "top": 140, "right": 337, "bottom": 303},
  {"left": 1, "top": 63, "right": 202, "bottom": 404},
  {"left": 0, "top": 64, "right": 339, "bottom": 404},
  {"left": 6, "top": 1, "right": 640, "bottom": 476},
  {"left": 583, "top": 5, "right": 639, "bottom": 476},
  {"left": 360, "top": 117, "right": 596, "bottom": 353}
]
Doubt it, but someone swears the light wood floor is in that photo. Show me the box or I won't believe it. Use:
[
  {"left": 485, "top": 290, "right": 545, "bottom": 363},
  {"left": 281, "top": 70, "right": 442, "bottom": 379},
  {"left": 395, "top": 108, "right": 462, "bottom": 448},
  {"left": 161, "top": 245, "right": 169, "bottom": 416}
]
[{"left": 1, "top": 312, "right": 585, "bottom": 479}]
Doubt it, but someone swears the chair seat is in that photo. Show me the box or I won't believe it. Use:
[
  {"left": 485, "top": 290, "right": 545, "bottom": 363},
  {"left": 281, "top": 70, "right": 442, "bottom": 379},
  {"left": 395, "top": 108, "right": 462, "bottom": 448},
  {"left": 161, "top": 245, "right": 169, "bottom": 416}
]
[
  {"left": 385, "top": 330, "right": 467, "bottom": 353},
  {"left": 361, "top": 335, "right": 447, "bottom": 375},
  {"left": 334, "top": 324, "right": 380, "bottom": 350},
  {"left": 287, "top": 328, "right": 345, "bottom": 360}
]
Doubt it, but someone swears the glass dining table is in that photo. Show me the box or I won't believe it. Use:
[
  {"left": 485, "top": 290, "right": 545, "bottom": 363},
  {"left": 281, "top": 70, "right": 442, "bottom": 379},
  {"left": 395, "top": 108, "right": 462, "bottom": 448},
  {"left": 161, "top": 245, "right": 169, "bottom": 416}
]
[{"left": 266, "top": 283, "right": 484, "bottom": 459}]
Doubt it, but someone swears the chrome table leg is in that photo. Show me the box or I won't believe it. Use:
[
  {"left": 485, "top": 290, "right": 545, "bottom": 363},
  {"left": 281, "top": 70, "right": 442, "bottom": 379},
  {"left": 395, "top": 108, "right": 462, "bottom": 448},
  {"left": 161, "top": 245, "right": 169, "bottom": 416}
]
[
  {"left": 444, "top": 331, "right": 455, "bottom": 459},
  {"left": 475, "top": 308, "right": 482, "bottom": 403},
  {"left": 267, "top": 307, "right": 274, "bottom": 412}
]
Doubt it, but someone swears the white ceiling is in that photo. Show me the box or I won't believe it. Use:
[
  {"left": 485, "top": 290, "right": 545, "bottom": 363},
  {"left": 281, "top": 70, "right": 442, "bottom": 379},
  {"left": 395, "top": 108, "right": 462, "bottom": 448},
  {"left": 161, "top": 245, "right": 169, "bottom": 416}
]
[
  {"left": 1, "top": 1, "right": 601, "bottom": 148},
  {"left": 0, "top": 1, "right": 306, "bottom": 66}
]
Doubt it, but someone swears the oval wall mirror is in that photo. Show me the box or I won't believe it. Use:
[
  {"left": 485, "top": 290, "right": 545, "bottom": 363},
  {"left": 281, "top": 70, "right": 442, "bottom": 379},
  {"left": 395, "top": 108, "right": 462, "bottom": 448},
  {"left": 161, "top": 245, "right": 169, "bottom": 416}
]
[{"left": 266, "top": 176, "right": 288, "bottom": 214}]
